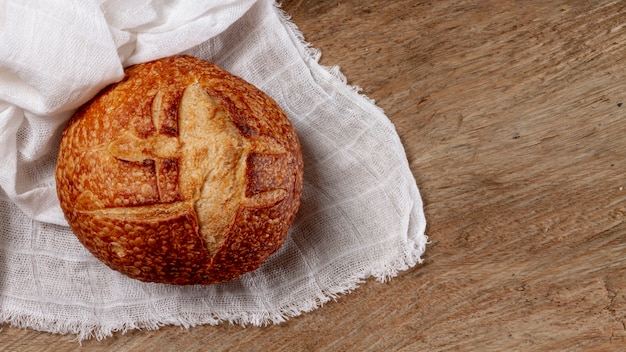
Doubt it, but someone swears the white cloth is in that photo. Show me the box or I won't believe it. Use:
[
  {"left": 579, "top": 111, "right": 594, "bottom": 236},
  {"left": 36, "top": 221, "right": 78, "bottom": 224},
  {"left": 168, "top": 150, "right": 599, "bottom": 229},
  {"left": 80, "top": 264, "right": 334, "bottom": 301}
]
[{"left": 0, "top": 0, "right": 427, "bottom": 340}]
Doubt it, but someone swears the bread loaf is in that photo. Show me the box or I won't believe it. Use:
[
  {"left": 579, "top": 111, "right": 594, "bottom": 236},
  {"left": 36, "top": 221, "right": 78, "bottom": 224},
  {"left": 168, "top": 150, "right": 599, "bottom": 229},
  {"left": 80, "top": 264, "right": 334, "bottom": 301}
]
[{"left": 55, "top": 55, "right": 303, "bottom": 285}]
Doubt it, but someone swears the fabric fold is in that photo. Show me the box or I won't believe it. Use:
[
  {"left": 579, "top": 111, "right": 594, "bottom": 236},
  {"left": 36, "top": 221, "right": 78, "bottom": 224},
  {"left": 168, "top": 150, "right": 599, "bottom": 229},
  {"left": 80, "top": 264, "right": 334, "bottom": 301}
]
[{"left": 0, "top": 0, "right": 427, "bottom": 340}]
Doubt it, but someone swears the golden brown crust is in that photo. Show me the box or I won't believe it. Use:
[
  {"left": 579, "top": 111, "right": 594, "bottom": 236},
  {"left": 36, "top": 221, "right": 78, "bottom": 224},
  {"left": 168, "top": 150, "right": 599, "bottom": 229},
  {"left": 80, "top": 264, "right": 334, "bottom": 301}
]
[{"left": 55, "top": 55, "right": 303, "bottom": 285}]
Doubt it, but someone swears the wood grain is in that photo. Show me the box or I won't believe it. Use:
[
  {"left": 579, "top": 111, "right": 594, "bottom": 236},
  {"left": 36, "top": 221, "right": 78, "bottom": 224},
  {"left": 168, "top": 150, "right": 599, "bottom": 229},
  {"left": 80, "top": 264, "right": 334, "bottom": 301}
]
[{"left": 2, "top": 0, "right": 626, "bottom": 350}]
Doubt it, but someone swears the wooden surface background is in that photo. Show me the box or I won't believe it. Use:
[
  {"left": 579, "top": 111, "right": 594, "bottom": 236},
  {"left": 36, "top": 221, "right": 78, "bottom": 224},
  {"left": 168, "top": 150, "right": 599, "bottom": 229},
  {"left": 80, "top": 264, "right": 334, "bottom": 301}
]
[{"left": 2, "top": 0, "right": 626, "bottom": 350}]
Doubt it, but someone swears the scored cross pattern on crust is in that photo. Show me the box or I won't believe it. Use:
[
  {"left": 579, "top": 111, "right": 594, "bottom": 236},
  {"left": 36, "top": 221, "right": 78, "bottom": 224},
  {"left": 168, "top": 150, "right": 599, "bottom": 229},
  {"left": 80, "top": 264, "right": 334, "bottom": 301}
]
[
  {"left": 107, "top": 91, "right": 183, "bottom": 204},
  {"left": 102, "top": 84, "right": 289, "bottom": 238}
]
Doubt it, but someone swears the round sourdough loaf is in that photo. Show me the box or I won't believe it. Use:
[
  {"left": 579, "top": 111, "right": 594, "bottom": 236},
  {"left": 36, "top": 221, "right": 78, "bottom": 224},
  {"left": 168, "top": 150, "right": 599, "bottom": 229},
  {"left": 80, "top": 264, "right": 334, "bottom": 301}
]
[{"left": 55, "top": 55, "right": 303, "bottom": 285}]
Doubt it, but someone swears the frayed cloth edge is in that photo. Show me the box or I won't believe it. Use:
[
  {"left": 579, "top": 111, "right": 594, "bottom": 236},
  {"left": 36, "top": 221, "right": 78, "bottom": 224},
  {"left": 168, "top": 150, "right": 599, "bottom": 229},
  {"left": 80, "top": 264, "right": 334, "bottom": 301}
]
[
  {"left": 272, "top": 1, "right": 382, "bottom": 110},
  {"left": 0, "top": 0, "right": 428, "bottom": 342},
  {"left": 0, "top": 232, "right": 427, "bottom": 342}
]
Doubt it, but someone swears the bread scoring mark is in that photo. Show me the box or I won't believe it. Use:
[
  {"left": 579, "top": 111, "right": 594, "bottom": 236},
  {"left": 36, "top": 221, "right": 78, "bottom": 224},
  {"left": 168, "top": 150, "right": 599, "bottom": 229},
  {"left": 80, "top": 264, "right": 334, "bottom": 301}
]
[
  {"left": 178, "top": 83, "right": 247, "bottom": 255},
  {"left": 80, "top": 200, "right": 191, "bottom": 219},
  {"left": 106, "top": 89, "right": 183, "bottom": 204},
  {"left": 244, "top": 189, "right": 289, "bottom": 208},
  {"left": 178, "top": 84, "right": 290, "bottom": 256},
  {"left": 81, "top": 203, "right": 194, "bottom": 264},
  {"left": 106, "top": 131, "right": 180, "bottom": 162},
  {"left": 249, "top": 135, "right": 287, "bottom": 155},
  {"left": 151, "top": 91, "right": 163, "bottom": 134},
  {"left": 151, "top": 90, "right": 180, "bottom": 136}
]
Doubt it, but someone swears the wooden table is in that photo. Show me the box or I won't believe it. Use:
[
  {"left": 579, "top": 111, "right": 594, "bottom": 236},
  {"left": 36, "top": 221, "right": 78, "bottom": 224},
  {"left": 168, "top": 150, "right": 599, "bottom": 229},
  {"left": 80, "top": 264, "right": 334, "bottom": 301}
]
[{"left": 3, "top": 0, "right": 626, "bottom": 350}]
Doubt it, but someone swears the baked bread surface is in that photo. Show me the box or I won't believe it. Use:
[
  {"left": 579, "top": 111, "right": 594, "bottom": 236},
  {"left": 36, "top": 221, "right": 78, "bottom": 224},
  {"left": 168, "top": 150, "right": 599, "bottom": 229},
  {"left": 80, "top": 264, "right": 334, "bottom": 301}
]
[{"left": 55, "top": 55, "right": 303, "bottom": 285}]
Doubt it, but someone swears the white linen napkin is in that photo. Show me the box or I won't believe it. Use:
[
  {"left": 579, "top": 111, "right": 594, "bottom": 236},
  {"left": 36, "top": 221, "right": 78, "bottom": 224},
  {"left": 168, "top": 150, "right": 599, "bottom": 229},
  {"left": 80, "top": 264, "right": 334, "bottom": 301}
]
[{"left": 0, "top": 0, "right": 427, "bottom": 340}]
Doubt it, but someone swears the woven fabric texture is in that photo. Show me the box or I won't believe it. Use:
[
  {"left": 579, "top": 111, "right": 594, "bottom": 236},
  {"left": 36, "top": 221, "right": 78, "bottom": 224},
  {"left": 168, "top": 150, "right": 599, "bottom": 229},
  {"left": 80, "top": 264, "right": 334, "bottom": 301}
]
[{"left": 0, "top": 0, "right": 427, "bottom": 340}]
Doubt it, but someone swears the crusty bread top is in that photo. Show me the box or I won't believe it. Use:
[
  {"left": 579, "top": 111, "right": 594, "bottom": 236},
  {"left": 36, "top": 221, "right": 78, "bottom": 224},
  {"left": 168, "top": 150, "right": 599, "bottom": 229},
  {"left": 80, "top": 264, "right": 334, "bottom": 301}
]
[{"left": 55, "top": 55, "right": 303, "bottom": 285}]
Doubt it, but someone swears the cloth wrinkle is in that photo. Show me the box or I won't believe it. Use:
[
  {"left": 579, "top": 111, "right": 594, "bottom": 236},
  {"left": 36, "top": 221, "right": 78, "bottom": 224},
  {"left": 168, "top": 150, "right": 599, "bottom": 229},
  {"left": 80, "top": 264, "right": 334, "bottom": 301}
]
[{"left": 0, "top": 0, "right": 427, "bottom": 340}]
